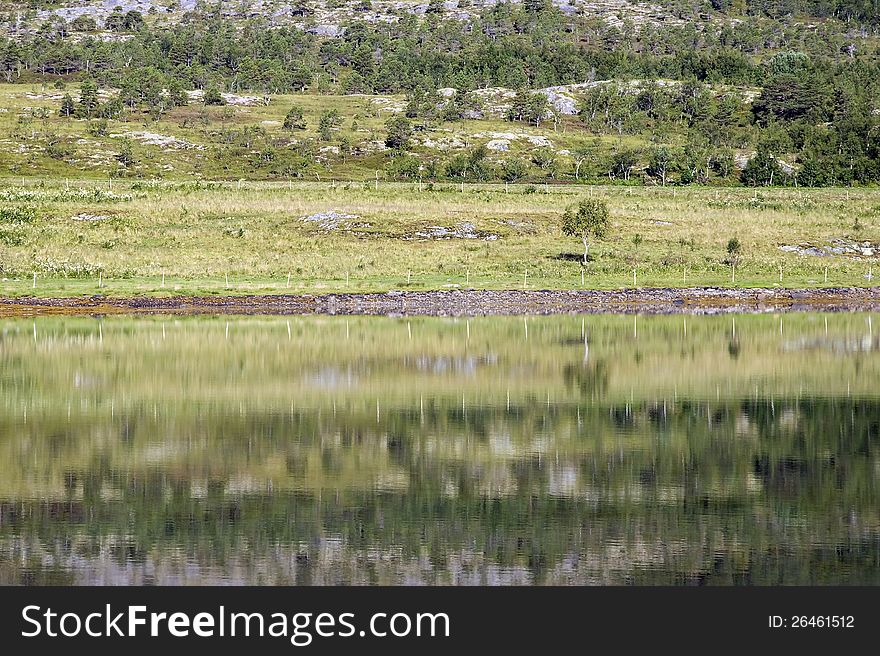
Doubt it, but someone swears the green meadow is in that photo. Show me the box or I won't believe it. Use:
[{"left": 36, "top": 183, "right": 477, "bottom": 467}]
[{"left": 0, "top": 179, "right": 878, "bottom": 297}]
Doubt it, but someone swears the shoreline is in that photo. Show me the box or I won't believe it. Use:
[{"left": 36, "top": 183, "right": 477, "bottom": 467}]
[{"left": 1, "top": 287, "right": 880, "bottom": 317}]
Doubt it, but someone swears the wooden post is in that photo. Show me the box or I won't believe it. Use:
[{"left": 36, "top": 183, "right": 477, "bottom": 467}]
[
  {"left": 32, "top": 272, "right": 36, "bottom": 289},
  {"left": 161, "top": 272, "right": 165, "bottom": 288},
  {"left": 225, "top": 272, "right": 229, "bottom": 289},
  {"left": 633, "top": 269, "right": 636, "bottom": 287},
  {"left": 287, "top": 272, "right": 291, "bottom": 288}
]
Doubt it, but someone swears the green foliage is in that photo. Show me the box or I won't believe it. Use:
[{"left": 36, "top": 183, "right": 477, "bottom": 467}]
[
  {"left": 727, "top": 237, "right": 742, "bottom": 255},
  {"left": 283, "top": 105, "right": 306, "bottom": 130},
  {"left": 115, "top": 140, "right": 136, "bottom": 168},
  {"left": 77, "top": 79, "right": 99, "bottom": 119},
  {"left": 752, "top": 74, "right": 830, "bottom": 125},
  {"left": 0, "top": 206, "right": 36, "bottom": 224},
  {"left": 59, "top": 93, "right": 74, "bottom": 118},
  {"left": 647, "top": 146, "right": 677, "bottom": 186},
  {"left": 742, "top": 146, "right": 785, "bottom": 187},
  {"left": 318, "top": 109, "right": 341, "bottom": 141},
  {"left": 501, "top": 159, "right": 528, "bottom": 182},
  {"left": 387, "top": 154, "right": 420, "bottom": 179},
  {"left": 69, "top": 15, "right": 97, "bottom": 32},
  {"left": 443, "top": 146, "right": 493, "bottom": 180},
  {"left": 0, "top": 7, "right": 879, "bottom": 186},
  {"left": 609, "top": 149, "right": 640, "bottom": 182},
  {"left": 204, "top": 88, "right": 225, "bottom": 106},
  {"left": 87, "top": 119, "right": 108, "bottom": 137},
  {"left": 506, "top": 90, "right": 548, "bottom": 126},
  {"left": 561, "top": 198, "right": 610, "bottom": 263},
  {"left": 384, "top": 116, "right": 413, "bottom": 151}
]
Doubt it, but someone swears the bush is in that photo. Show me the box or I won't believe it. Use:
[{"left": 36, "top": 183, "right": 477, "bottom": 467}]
[
  {"left": 501, "top": 159, "right": 528, "bottom": 182},
  {"left": 0, "top": 206, "right": 36, "bottom": 224},
  {"left": 384, "top": 116, "right": 413, "bottom": 150},
  {"left": 204, "top": 88, "right": 225, "bottom": 106},
  {"left": 283, "top": 105, "right": 306, "bottom": 130},
  {"left": 87, "top": 119, "right": 108, "bottom": 137}
]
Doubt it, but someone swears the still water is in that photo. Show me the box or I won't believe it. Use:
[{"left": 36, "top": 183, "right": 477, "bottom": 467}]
[{"left": 0, "top": 313, "right": 878, "bottom": 585}]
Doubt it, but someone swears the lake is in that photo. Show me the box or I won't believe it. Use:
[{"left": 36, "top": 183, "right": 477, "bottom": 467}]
[{"left": 0, "top": 313, "right": 878, "bottom": 585}]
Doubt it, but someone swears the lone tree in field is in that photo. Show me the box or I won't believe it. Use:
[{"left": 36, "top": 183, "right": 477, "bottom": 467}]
[{"left": 562, "top": 198, "right": 610, "bottom": 265}]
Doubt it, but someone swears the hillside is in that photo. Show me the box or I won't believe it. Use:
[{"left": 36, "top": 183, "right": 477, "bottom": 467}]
[{"left": 0, "top": 1, "right": 878, "bottom": 185}]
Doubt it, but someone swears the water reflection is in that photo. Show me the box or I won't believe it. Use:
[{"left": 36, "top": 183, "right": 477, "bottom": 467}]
[{"left": 0, "top": 314, "right": 878, "bottom": 585}]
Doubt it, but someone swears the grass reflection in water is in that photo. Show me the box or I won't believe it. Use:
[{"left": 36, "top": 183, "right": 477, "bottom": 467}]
[{"left": 0, "top": 313, "right": 878, "bottom": 585}]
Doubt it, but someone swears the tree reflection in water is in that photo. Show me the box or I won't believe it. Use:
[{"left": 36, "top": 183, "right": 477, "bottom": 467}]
[{"left": 0, "top": 313, "right": 877, "bottom": 584}]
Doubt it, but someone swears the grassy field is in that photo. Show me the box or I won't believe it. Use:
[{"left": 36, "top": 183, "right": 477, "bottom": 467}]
[{"left": 0, "top": 179, "right": 878, "bottom": 297}]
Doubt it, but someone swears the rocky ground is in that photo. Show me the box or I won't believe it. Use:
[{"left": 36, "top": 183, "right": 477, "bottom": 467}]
[{"left": 3, "top": 287, "right": 880, "bottom": 317}]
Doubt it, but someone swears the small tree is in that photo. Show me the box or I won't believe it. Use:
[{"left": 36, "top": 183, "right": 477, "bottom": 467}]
[
  {"left": 283, "top": 104, "right": 306, "bottom": 130},
  {"left": 647, "top": 145, "right": 675, "bottom": 186},
  {"left": 506, "top": 90, "right": 548, "bottom": 126},
  {"left": 501, "top": 159, "right": 527, "bottom": 182},
  {"left": 204, "top": 88, "right": 225, "bottom": 106},
  {"left": 60, "top": 93, "right": 75, "bottom": 118},
  {"left": 384, "top": 116, "right": 413, "bottom": 151},
  {"left": 562, "top": 199, "right": 610, "bottom": 265},
  {"left": 726, "top": 237, "right": 742, "bottom": 266},
  {"left": 572, "top": 144, "right": 595, "bottom": 181},
  {"left": 741, "top": 146, "right": 782, "bottom": 186},
  {"left": 318, "top": 109, "right": 341, "bottom": 141},
  {"left": 77, "top": 79, "right": 99, "bottom": 118},
  {"left": 116, "top": 139, "right": 136, "bottom": 168},
  {"left": 338, "top": 135, "right": 352, "bottom": 162}
]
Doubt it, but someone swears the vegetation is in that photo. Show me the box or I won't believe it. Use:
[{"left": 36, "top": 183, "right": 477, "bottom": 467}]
[
  {"left": 0, "top": 313, "right": 877, "bottom": 584},
  {"left": 561, "top": 198, "right": 610, "bottom": 264},
  {"left": 0, "top": 5, "right": 877, "bottom": 185},
  {"left": 0, "top": 3, "right": 877, "bottom": 296},
  {"left": 0, "top": 180, "right": 876, "bottom": 297}
]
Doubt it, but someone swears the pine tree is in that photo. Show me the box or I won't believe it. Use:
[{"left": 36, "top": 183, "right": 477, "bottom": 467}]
[{"left": 77, "top": 79, "right": 99, "bottom": 118}]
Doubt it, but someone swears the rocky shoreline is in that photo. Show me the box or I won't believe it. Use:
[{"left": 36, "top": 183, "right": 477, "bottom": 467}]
[{"left": 2, "top": 287, "right": 880, "bottom": 317}]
